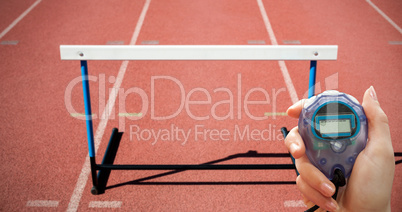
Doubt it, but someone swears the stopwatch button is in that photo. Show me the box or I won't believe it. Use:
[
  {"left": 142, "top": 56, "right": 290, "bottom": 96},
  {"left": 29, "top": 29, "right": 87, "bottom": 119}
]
[
  {"left": 330, "top": 140, "right": 346, "bottom": 153},
  {"left": 347, "top": 156, "right": 355, "bottom": 164},
  {"left": 320, "top": 158, "right": 327, "bottom": 165}
]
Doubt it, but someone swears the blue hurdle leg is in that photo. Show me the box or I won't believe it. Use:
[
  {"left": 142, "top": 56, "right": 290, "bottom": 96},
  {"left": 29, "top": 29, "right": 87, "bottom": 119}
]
[
  {"left": 80, "top": 60, "right": 98, "bottom": 193},
  {"left": 308, "top": 60, "right": 317, "bottom": 98}
]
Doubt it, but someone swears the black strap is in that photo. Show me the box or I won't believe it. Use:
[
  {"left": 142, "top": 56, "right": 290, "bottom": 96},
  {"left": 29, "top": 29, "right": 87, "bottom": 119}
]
[
  {"left": 304, "top": 169, "right": 346, "bottom": 212},
  {"left": 330, "top": 169, "right": 346, "bottom": 199},
  {"left": 305, "top": 205, "right": 320, "bottom": 212}
]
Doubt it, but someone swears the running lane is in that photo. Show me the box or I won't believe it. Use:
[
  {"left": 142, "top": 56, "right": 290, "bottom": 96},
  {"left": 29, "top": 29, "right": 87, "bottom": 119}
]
[
  {"left": 0, "top": 0, "right": 145, "bottom": 211},
  {"left": 78, "top": 0, "right": 299, "bottom": 211}
]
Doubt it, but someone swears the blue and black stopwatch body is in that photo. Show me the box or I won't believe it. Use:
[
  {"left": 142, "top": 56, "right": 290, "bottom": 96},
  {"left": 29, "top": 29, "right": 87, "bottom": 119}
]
[{"left": 298, "top": 90, "right": 368, "bottom": 179}]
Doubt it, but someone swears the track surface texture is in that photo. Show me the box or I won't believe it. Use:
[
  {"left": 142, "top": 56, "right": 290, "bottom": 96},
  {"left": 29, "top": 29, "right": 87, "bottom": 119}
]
[{"left": 0, "top": 0, "right": 401, "bottom": 211}]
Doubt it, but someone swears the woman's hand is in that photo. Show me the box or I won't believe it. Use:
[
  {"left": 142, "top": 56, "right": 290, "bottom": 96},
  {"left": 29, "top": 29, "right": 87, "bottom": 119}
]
[{"left": 284, "top": 86, "right": 395, "bottom": 211}]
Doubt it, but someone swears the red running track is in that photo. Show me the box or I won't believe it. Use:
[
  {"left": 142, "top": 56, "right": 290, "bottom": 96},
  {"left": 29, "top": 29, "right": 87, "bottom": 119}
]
[{"left": 0, "top": 0, "right": 401, "bottom": 211}]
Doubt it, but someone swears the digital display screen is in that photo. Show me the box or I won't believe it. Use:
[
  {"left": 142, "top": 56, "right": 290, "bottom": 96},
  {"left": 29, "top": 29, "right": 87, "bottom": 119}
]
[{"left": 319, "top": 119, "right": 351, "bottom": 134}]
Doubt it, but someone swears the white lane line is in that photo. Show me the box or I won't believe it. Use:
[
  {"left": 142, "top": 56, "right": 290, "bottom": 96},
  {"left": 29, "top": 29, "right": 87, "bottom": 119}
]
[
  {"left": 247, "top": 40, "right": 266, "bottom": 44},
  {"left": 26, "top": 200, "right": 59, "bottom": 207},
  {"left": 278, "top": 61, "right": 298, "bottom": 103},
  {"left": 366, "top": 0, "right": 402, "bottom": 35},
  {"left": 66, "top": 0, "right": 152, "bottom": 211},
  {"left": 1, "top": 40, "right": 19, "bottom": 45},
  {"left": 106, "top": 40, "right": 125, "bottom": 45},
  {"left": 256, "top": 0, "right": 299, "bottom": 104},
  {"left": 141, "top": 40, "right": 159, "bottom": 44},
  {"left": 283, "top": 40, "right": 301, "bottom": 44},
  {"left": 389, "top": 41, "right": 402, "bottom": 45},
  {"left": 88, "top": 201, "right": 122, "bottom": 208},
  {"left": 256, "top": 0, "right": 278, "bottom": 45},
  {"left": 284, "top": 200, "right": 307, "bottom": 208},
  {"left": 0, "top": 0, "right": 42, "bottom": 40}
]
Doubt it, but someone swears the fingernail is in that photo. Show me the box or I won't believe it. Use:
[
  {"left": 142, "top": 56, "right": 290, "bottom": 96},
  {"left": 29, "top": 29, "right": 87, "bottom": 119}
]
[
  {"left": 326, "top": 200, "right": 339, "bottom": 211},
  {"left": 320, "top": 183, "right": 335, "bottom": 197},
  {"left": 370, "top": 86, "right": 378, "bottom": 101},
  {"left": 289, "top": 143, "right": 299, "bottom": 153}
]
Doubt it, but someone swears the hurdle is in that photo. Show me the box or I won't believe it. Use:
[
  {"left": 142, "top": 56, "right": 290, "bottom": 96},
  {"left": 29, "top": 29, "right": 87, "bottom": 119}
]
[{"left": 60, "top": 45, "right": 338, "bottom": 194}]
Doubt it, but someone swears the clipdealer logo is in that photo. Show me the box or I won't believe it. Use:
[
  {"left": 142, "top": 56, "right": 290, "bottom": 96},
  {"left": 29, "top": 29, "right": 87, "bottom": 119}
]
[{"left": 64, "top": 72, "right": 339, "bottom": 145}]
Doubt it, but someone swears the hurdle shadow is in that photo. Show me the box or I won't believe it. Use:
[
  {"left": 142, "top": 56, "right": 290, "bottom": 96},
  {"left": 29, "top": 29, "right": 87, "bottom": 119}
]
[
  {"left": 104, "top": 151, "right": 297, "bottom": 191},
  {"left": 104, "top": 152, "right": 402, "bottom": 191}
]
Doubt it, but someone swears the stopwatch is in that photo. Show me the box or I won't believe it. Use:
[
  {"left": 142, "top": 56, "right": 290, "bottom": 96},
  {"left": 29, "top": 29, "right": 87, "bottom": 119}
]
[{"left": 298, "top": 90, "right": 368, "bottom": 179}]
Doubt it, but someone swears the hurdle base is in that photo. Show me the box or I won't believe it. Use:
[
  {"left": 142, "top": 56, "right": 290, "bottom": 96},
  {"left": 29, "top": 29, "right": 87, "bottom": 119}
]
[{"left": 90, "top": 128, "right": 297, "bottom": 195}]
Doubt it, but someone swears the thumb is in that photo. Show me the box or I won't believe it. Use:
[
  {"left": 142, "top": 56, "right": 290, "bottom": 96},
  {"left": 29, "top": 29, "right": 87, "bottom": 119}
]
[
  {"left": 361, "top": 86, "right": 394, "bottom": 160},
  {"left": 286, "top": 99, "right": 305, "bottom": 118}
]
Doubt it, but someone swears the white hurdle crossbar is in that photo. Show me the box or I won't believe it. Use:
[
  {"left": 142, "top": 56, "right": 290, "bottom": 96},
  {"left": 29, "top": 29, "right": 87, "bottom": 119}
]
[{"left": 60, "top": 45, "right": 338, "bottom": 61}]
